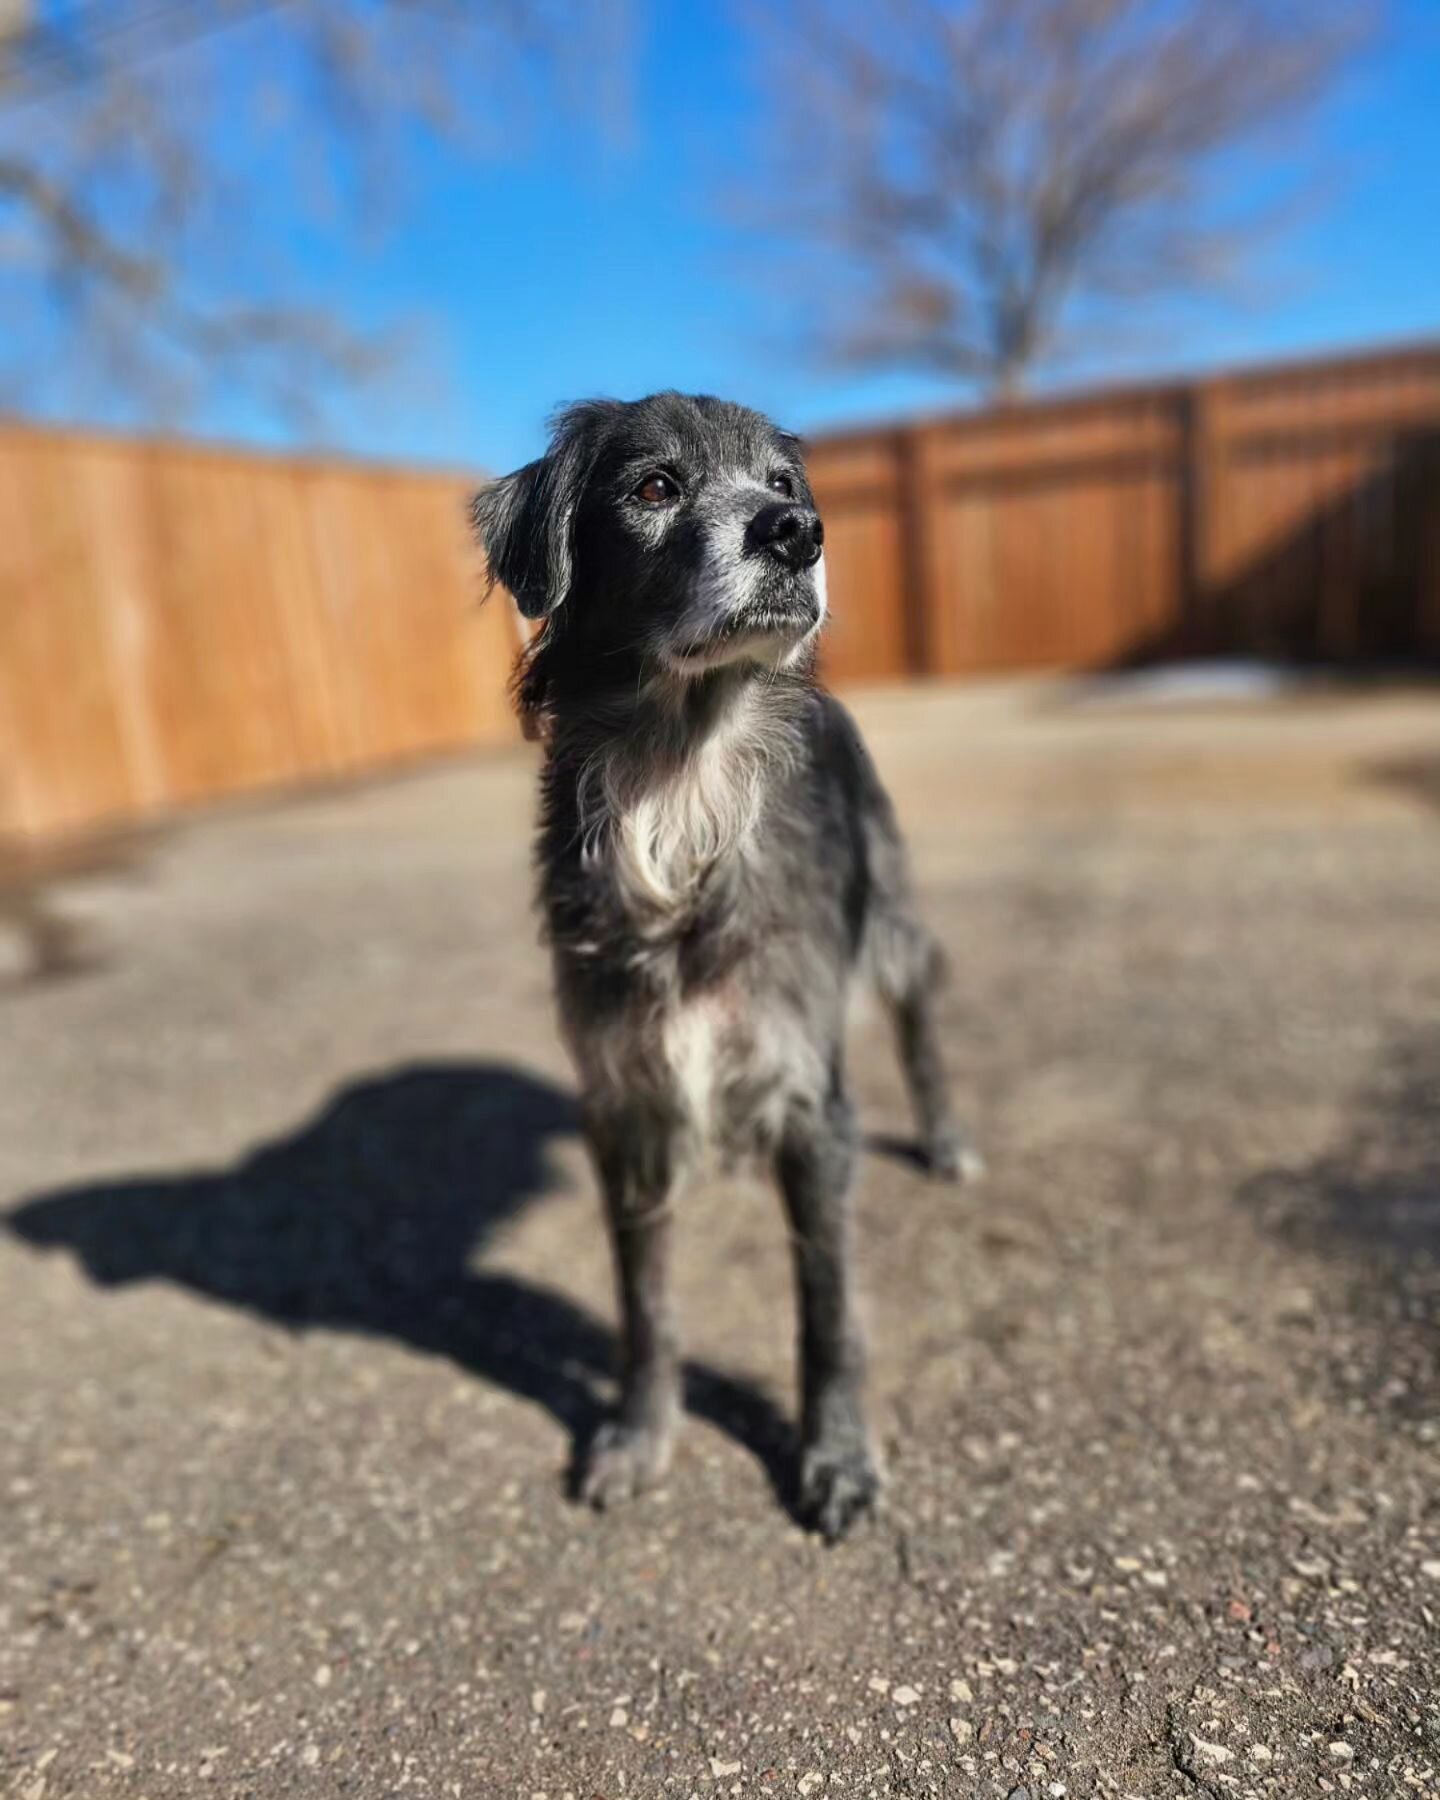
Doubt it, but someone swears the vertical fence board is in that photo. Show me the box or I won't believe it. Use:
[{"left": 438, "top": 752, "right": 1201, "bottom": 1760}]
[{"left": 806, "top": 435, "right": 911, "bottom": 684}]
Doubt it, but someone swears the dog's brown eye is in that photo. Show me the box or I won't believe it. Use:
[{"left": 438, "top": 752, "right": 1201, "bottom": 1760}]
[
  {"left": 635, "top": 472, "right": 679, "bottom": 505},
  {"left": 769, "top": 473, "right": 795, "bottom": 497}
]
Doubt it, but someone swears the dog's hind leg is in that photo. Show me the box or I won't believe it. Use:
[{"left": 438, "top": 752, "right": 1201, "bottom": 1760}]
[
  {"left": 778, "top": 1080, "right": 881, "bottom": 1541},
  {"left": 873, "top": 920, "right": 983, "bottom": 1183},
  {"left": 580, "top": 1106, "right": 685, "bottom": 1509}
]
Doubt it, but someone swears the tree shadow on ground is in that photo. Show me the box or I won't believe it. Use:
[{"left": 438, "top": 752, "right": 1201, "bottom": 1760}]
[
  {"left": 1367, "top": 752, "right": 1440, "bottom": 819},
  {"left": 0, "top": 826, "right": 159, "bottom": 990},
  {"left": 1239, "top": 1029, "right": 1440, "bottom": 1427},
  {"left": 5, "top": 1061, "right": 799, "bottom": 1511}
]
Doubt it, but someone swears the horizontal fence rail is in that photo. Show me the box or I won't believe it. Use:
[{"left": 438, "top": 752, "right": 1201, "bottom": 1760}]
[{"left": 3, "top": 342, "right": 1439, "bottom": 840}]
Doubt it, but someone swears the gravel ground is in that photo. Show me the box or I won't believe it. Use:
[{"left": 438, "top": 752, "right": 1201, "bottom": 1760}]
[{"left": 2, "top": 679, "right": 1439, "bottom": 1800}]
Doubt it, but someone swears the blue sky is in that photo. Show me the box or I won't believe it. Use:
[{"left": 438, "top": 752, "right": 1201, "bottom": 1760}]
[{"left": 30, "top": 1, "right": 1440, "bottom": 472}]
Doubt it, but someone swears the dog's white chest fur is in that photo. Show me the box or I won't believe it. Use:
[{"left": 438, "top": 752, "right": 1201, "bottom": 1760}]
[
  {"left": 581, "top": 697, "right": 767, "bottom": 925},
  {"left": 565, "top": 697, "right": 818, "bottom": 1148}
]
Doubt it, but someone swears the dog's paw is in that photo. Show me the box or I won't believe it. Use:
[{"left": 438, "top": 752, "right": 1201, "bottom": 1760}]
[
  {"left": 926, "top": 1134, "right": 986, "bottom": 1185},
  {"left": 578, "top": 1420, "right": 670, "bottom": 1511},
  {"left": 798, "top": 1440, "right": 882, "bottom": 1542}
]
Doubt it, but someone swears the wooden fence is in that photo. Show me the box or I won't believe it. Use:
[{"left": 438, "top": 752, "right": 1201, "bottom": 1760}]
[
  {"left": 811, "top": 340, "right": 1440, "bottom": 684},
  {"left": 3, "top": 341, "right": 1439, "bottom": 841},
  {"left": 0, "top": 431, "right": 518, "bottom": 839}
]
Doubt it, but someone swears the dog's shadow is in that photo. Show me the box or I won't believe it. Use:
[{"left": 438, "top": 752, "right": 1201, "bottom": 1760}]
[{"left": 5, "top": 1062, "right": 798, "bottom": 1512}]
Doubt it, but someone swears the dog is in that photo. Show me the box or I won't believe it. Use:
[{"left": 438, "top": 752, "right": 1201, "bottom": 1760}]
[{"left": 473, "top": 391, "right": 977, "bottom": 1540}]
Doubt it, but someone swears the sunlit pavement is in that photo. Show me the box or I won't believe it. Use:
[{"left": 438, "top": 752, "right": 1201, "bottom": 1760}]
[{"left": 4, "top": 679, "right": 1439, "bottom": 1799}]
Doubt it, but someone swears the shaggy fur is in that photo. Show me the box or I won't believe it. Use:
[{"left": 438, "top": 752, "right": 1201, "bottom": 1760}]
[{"left": 473, "top": 391, "right": 977, "bottom": 1539}]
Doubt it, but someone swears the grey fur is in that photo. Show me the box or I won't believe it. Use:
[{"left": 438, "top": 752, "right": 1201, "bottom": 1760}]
[{"left": 474, "top": 392, "right": 977, "bottom": 1539}]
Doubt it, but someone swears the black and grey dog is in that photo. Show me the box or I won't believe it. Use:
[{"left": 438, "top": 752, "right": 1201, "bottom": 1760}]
[{"left": 473, "top": 391, "right": 977, "bottom": 1540}]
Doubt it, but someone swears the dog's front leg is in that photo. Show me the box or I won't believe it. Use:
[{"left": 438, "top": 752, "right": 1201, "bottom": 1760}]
[
  {"left": 580, "top": 1107, "right": 684, "bottom": 1509},
  {"left": 778, "top": 1087, "right": 881, "bottom": 1541}
]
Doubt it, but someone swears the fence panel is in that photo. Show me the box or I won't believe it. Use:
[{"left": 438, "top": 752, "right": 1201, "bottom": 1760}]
[
  {"left": 0, "top": 429, "right": 517, "bottom": 839},
  {"left": 807, "top": 344, "right": 1440, "bottom": 679},
  {"left": 1199, "top": 352, "right": 1440, "bottom": 660},
  {"left": 901, "top": 391, "right": 1185, "bottom": 672},
  {"left": 805, "top": 432, "right": 913, "bottom": 684}
]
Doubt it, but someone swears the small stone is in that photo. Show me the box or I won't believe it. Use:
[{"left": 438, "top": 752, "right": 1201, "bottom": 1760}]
[
  {"left": 1192, "top": 1738, "right": 1233, "bottom": 1765},
  {"left": 798, "top": 1775, "right": 823, "bottom": 1796},
  {"left": 301, "top": 1746, "right": 321, "bottom": 1768},
  {"left": 1249, "top": 1745, "right": 1274, "bottom": 1764},
  {"left": 710, "top": 1758, "right": 741, "bottom": 1778},
  {"left": 892, "top": 1685, "right": 921, "bottom": 1707},
  {"left": 314, "top": 1665, "right": 333, "bottom": 1688},
  {"left": 1328, "top": 1743, "right": 1354, "bottom": 1762},
  {"left": 950, "top": 1678, "right": 974, "bottom": 1703},
  {"left": 949, "top": 1718, "right": 974, "bottom": 1745},
  {"left": 531, "top": 1689, "right": 547, "bottom": 1716},
  {"left": 1422, "top": 1561, "right": 1440, "bottom": 1580},
  {"left": 867, "top": 1677, "right": 890, "bottom": 1694},
  {"left": 609, "top": 1707, "right": 629, "bottom": 1729}
]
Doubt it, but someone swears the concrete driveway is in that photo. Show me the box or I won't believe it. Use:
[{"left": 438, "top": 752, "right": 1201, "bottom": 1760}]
[{"left": 3, "top": 681, "right": 1439, "bottom": 1799}]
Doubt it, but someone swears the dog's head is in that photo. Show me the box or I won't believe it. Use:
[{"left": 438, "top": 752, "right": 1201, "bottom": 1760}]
[{"left": 473, "top": 392, "right": 826, "bottom": 680}]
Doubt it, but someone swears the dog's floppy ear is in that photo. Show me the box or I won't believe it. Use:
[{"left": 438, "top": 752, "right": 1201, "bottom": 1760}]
[
  {"left": 471, "top": 402, "right": 616, "bottom": 619},
  {"left": 471, "top": 459, "right": 566, "bottom": 620}
]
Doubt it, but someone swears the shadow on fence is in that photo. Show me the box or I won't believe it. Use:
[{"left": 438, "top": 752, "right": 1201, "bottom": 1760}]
[{"left": 1106, "top": 426, "right": 1440, "bottom": 670}]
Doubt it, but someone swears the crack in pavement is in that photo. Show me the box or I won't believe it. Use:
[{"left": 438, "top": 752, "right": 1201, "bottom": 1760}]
[{"left": 1165, "top": 1694, "right": 1224, "bottom": 1800}]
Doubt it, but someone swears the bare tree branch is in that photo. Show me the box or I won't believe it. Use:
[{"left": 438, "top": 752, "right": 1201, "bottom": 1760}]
[
  {"left": 0, "top": 1, "right": 630, "bottom": 428},
  {"left": 739, "top": 0, "right": 1371, "bottom": 398}
]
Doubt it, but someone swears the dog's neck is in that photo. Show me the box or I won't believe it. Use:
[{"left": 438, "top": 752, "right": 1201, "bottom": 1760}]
[
  {"left": 548, "top": 658, "right": 810, "bottom": 926},
  {"left": 539, "top": 639, "right": 810, "bottom": 758}
]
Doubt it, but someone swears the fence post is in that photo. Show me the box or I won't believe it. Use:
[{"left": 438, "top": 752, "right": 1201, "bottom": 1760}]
[
  {"left": 1420, "top": 430, "right": 1440, "bottom": 657},
  {"left": 1179, "top": 379, "right": 1223, "bottom": 656},
  {"left": 893, "top": 424, "right": 937, "bottom": 677}
]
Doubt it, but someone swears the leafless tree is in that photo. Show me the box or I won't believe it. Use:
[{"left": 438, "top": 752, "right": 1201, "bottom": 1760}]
[
  {"left": 742, "top": 0, "right": 1367, "bottom": 399},
  {"left": 0, "top": 1, "right": 628, "bottom": 425}
]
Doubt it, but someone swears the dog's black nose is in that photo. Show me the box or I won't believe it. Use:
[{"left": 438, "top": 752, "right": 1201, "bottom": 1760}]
[{"left": 747, "top": 502, "right": 825, "bottom": 571}]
